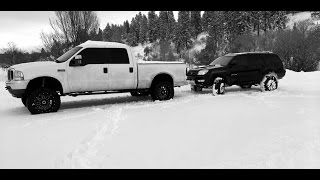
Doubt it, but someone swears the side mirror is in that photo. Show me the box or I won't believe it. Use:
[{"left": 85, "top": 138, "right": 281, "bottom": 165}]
[{"left": 70, "top": 55, "right": 83, "bottom": 66}]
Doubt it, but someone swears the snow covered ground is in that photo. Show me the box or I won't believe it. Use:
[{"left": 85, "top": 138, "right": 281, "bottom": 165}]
[{"left": 1, "top": 69, "right": 320, "bottom": 169}]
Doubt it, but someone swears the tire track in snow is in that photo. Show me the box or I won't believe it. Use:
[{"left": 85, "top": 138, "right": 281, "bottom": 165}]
[{"left": 55, "top": 107, "right": 124, "bottom": 168}]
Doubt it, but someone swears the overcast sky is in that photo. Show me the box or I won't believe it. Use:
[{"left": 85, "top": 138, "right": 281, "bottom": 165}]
[{"left": 0, "top": 11, "right": 179, "bottom": 52}]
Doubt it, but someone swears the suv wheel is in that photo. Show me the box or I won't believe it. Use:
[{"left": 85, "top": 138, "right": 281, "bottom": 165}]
[
  {"left": 151, "top": 81, "right": 174, "bottom": 101},
  {"left": 260, "top": 72, "right": 278, "bottom": 91},
  {"left": 191, "top": 85, "right": 202, "bottom": 92},
  {"left": 212, "top": 77, "right": 225, "bottom": 95},
  {"left": 26, "top": 88, "right": 61, "bottom": 114}
]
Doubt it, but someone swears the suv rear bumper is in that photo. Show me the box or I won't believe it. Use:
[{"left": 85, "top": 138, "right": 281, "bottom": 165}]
[{"left": 5, "top": 80, "right": 29, "bottom": 98}]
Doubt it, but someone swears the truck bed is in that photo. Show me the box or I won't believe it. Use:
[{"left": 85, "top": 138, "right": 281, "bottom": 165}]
[{"left": 137, "top": 61, "right": 188, "bottom": 89}]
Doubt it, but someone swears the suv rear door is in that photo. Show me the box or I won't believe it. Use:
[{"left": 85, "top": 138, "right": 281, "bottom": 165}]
[
  {"left": 228, "top": 55, "right": 250, "bottom": 84},
  {"left": 246, "top": 54, "right": 264, "bottom": 83}
]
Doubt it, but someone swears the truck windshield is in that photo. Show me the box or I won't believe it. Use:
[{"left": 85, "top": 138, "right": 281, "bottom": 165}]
[
  {"left": 56, "top": 46, "right": 83, "bottom": 63},
  {"left": 209, "top": 56, "right": 234, "bottom": 67}
]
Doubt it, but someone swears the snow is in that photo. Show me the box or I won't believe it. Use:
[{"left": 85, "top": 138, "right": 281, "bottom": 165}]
[{"left": 1, "top": 69, "right": 320, "bottom": 168}]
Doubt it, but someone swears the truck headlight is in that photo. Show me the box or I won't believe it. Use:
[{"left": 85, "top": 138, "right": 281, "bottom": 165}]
[
  {"left": 198, "top": 69, "right": 209, "bottom": 75},
  {"left": 13, "top": 70, "right": 24, "bottom": 81}
]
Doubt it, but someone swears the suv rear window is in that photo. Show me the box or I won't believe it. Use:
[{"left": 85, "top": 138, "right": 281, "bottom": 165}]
[
  {"left": 264, "top": 54, "right": 283, "bottom": 68},
  {"left": 247, "top": 54, "right": 264, "bottom": 68}
]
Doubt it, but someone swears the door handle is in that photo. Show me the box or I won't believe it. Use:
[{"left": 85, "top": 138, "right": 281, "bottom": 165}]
[
  {"left": 129, "top": 67, "right": 133, "bottom": 73},
  {"left": 103, "top": 68, "right": 108, "bottom": 73}
]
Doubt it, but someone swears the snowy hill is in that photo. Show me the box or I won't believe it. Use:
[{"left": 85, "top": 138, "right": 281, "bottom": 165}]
[{"left": 1, "top": 69, "right": 320, "bottom": 168}]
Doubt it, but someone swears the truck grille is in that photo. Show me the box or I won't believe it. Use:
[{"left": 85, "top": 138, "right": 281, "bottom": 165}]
[{"left": 7, "top": 69, "right": 13, "bottom": 81}]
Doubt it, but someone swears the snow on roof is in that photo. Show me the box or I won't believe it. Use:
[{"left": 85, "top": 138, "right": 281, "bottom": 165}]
[{"left": 78, "top": 40, "right": 129, "bottom": 49}]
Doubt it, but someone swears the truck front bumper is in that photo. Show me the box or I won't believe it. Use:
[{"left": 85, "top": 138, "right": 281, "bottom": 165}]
[{"left": 5, "top": 80, "right": 29, "bottom": 98}]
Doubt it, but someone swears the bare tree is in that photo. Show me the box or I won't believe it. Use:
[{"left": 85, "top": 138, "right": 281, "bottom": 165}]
[
  {"left": 49, "top": 11, "right": 99, "bottom": 46},
  {"left": 41, "top": 11, "right": 100, "bottom": 58},
  {"left": 2, "top": 42, "right": 19, "bottom": 64}
]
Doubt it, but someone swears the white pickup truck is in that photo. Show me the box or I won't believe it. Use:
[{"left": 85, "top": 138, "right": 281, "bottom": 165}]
[{"left": 5, "top": 41, "right": 187, "bottom": 114}]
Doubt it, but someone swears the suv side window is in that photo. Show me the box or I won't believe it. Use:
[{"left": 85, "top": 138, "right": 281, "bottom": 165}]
[
  {"left": 247, "top": 54, "right": 263, "bottom": 68},
  {"left": 231, "top": 55, "right": 248, "bottom": 66},
  {"left": 78, "top": 48, "right": 108, "bottom": 65},
  {"left": 107, "top": 48, "right": 130, "bottom": 64}
]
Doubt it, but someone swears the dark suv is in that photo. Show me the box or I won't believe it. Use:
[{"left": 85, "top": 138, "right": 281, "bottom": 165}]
[{"left": 186, "top": 52, "right": 286, "bottom": 95}]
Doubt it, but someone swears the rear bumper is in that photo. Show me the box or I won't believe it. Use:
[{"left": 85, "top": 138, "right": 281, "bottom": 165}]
[{"left": 5, "top": 80, "right": 29, "bottom": 98}]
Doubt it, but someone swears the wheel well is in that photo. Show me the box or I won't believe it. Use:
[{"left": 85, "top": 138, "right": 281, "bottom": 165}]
[
  {"left": 26, "top": 77, "right": 63, "bottom": 95},
  {"left": 151, "top": 73, "right": 173, "bottom": 88}
]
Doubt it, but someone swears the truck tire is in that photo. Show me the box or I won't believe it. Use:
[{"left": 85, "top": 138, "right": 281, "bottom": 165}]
[
  {"left": 21, "top": 95, "right": 27, "bottom": 107},
  {"left": 130, "top": 91, "right": 149, "bottom": 96},
  {"left": 151, "top": 81, "right": 174, "bottom": 101},
  {"left": 26, "top": 88, "right": 61, "bottom": 114},
  {"left": 212, "top": 77, "right": 225, "bottom": 96},
  {"left": 260, "top": 72, "right": 278, "bottom": 91}
]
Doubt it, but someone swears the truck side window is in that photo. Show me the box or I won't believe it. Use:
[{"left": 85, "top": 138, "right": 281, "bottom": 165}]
[
  {"left": 78, "top": 48, "right": 107, "bottom": 64},
  {"left": 107, "top": 48, "right": 130, "bottom": 64}
]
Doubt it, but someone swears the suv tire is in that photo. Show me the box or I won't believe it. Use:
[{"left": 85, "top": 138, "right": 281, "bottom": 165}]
[
  {"left": 260, "top": 72, "right": 278, "bottom": 91},
  {"left": 151, "top": 81, "right": 174, "bottom": 101},
  {"left": 26, "top": 88, "right": 61, "bottom": 114},
  {"left": 212, "top": 77, "right": 225, "bottom": 95}
]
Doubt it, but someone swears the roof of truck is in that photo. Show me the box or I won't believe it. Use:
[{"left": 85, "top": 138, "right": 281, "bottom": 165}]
[{"left": 78, "top": 40, "right": 129, "bottom": 49}]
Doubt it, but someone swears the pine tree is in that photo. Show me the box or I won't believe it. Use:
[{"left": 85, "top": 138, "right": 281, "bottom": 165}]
[
  {"left": 167, "top": 11, "right": 176, "bottom": 41},
  {"left": 123, "top": 20, "right": 130, "bottom": 34},
  {"left": 201, "top": 11, "right": 212, "bottom": 32},
  {"left": 102, "top": 23, "right": 113, "bottom": 41},
  {"left": 139, "top": 14, "right": 148, "bottom": 44},
  {"left": 147, "top": 11, "right": 159, "bottom": 43},
  {"left": 128, "top": 17, "right": 139, "bottom": 46},
  {"left": 158, "top": 11, "right": 169, "bottom": 41},
  {"left": 190, "top": 11, "right": 202, "bottom": 39}
]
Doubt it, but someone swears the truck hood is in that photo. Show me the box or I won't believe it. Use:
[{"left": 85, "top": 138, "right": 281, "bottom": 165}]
[
  {"left": 9, "top": 61, "right": 65, "bottom": 80},
  {"left": 10, "top": 61, "right": 57, "bottom": 72}
]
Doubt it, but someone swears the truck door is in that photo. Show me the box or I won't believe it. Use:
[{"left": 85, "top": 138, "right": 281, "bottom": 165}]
[
  {"left": 67, "top": 48, "right": 109, "bottom": 92},
  {"left": 106, "top": 48, "right": 136, "bottom": 90}
]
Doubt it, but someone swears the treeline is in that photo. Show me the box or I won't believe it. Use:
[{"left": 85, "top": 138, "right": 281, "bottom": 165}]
[
  {"left": 1, "top": 11, "right": 320, "bottom": 72},
  {"left": 0, "top": 42, "right": 51, "bottom": 68}
]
